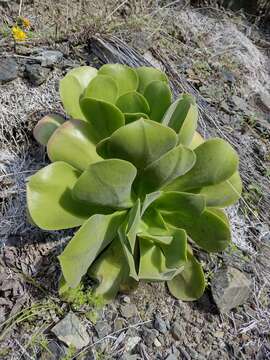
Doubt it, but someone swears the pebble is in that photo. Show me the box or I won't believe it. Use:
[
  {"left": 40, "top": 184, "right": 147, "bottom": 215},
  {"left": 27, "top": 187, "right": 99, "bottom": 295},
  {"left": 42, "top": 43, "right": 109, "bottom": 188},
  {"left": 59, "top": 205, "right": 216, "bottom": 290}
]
[
  {"left": 211, "top": 266, "right": 251, "bottom": 313},
  {"left": 125, "top": 336, "right": 141, "bottom": 353},
  {"left": 120, "top": 303, "right": 137, "bottom": 319},
  {"left": 165, "top": 354, "right": 178, "bottom": 360},
  {"left": 154, "top": 338, "right": 162, "bottom": 347},
  {"left": 154, "top": 315, "right": 167, "bottom": 334},
  {"left": 94, "top": 320, "right": 111, "bottom": 338},
  {"left": 51, "top": 312, "right": 90, "bottom": 349},
  {"left": 0, "top": 58, "right": 18, "bottom": 84},
  {"left": 37, "top": 50, "right": 63, "bottom": 67},
  {"left": 171, "top": 322, "right": 183, "bottom": 341},
  {"left": 114, "top": 317, "right": 127, "bottom": 331},
  {"left": 24, "top": 63, "right": 50, "bottom": 86}
]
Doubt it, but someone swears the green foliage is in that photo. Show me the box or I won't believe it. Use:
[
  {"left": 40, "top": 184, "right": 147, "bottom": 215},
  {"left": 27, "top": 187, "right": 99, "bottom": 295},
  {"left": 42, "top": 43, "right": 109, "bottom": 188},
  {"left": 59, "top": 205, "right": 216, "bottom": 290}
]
[{"left": 27, "top": 64, "right": 242, "bottom": 302}]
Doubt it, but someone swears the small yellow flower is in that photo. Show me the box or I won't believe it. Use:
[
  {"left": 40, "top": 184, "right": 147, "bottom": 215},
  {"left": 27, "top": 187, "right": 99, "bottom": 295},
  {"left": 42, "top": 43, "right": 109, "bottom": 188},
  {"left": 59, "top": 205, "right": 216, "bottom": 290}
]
[
  {"left": 12, "top": 26, "right": 27, "bottom": 41},
  {"left": 22, "top": 18, "right": 31, "bottom": 29}
]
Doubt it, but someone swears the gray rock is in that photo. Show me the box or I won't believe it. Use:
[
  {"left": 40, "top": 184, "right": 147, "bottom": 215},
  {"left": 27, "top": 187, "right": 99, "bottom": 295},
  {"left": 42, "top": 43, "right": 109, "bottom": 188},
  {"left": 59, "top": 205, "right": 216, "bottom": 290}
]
[
  {"left": 94, "top": 320, "right": 111, "bottom": 338},
  {"left": 24, "top": 63, "right": 50, "bottom": 86},
  {"left": 221, "top": 70, "right": 236, "bottom": 83},
  {"left": 114, "top": 317, "right": 127, "bottom": 331},
  {"left": 165, "top": 354, "right": 178, "bottom": 360},
  {"left": 37, "top": 50, "right": 63, "bottom": 67},
  {"left": 171, "top": 322, "right": 183, "bottom": 341},
  {"left": 120, "top": 354, "right": 139, "bottom": 360},
  {"left": 257, "top": 92, "right": 270, "bottom": 112},
  {"left": 0, "top": 58, "right": 18, "bottom": 84},
  {"left": 51, "top": 312, "right": 90, "bottom": 349},
  {"left": 231, "top": 95, "right": 248, "bottom": 112},
  {"left": 120, "top": 303, "right": 137, "bottom": 319},
  {"left": 125, "top": 336, "right": 141, "bottom": 353},
  {"left": 141, "top": 327, "right": 159, "bottom": 347},
  {"left": 154, "top": 315, "right": 167, "bottom": 334},
  {"left": 211, "top": 266, "right": 251, "bottom": 313},
  {"left": 40, "top": 341, "right": 66, "bottom": 360}
]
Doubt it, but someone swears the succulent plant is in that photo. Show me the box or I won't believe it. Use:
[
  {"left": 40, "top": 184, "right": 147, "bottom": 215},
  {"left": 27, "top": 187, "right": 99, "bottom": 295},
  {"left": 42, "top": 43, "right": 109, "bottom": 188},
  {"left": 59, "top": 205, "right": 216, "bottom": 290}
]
[{"left": 27, "top": 64, "right": 242, "bottom": 301}]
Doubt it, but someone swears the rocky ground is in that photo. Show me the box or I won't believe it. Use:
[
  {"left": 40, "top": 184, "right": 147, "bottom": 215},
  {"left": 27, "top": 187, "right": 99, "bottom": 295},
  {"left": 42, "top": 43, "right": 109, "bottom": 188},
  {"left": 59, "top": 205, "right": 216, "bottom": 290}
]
[{"left": 0, "top": 1, "right": 270, "bottom": 359}]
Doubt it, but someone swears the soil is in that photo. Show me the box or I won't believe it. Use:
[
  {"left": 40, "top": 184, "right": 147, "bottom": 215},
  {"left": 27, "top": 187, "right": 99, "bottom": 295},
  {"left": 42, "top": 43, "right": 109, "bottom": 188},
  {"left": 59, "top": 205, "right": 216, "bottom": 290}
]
[{"left": 0, "top": 2, "right": 270, "bottom": 359}]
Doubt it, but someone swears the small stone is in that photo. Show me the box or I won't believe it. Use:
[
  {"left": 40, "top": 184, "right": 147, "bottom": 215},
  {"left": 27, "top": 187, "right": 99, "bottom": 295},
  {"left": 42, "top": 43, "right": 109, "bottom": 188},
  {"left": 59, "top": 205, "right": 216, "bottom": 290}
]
[
  {"left": 154, "top": 315, "right": 167, "bottom": 334},
  {"left": 0, "top": 58, "right": 18, "bottom": 84},
  {"left": 114, "top": 317, "right": 126, "bottom": 331},
  {"left": 37, "top": 50, "right": 63, "bottom": 67},
  {"left": 213, "top": 330, "right": 224, "bottom": 338},
  {"left": 125, "top": 336, "right": 141, "bottom": 353},
  {"left": 231, "top": 95, "right": 248, "bottom": 112},
  {"left": 123, "top": 296, "right": 131, "bottom": 303},
  {"left": 120, "top": 354, "right": 139, "bottom": 360},
  {"left": 221, "top": 70, "right": 235, "bottom": 83},
  {"left": 165, "top": 354, "right": 178, "bottom": 360},
  {"left": 211, "top": 266, "right": 251, "bottom": 313},
  {"left": 40, "top": 341, "right": 66, "bottom": 360},
  {"left": 24, "top": 63, "right": 50, "bottom": 86},
  {"left": 141, "top": 327, "right": 159, "bottom": 347},
  {"left": 94, "top": 320, "right": 111, "bottom": 338},
  {"left": 51, "top": 312, "right": 90, "bottom": 349},
  {"left": 120, "top": 303, "right": 137, "bottom": 319},
  {"left": 257, "top": 92, "right": 270, "bottom": 111},
  {"left": 153, "top": 338, "right": 162, "bottom": 347},
  {"left": 171, "top": 322, "right": 183, "bottom": 341}
]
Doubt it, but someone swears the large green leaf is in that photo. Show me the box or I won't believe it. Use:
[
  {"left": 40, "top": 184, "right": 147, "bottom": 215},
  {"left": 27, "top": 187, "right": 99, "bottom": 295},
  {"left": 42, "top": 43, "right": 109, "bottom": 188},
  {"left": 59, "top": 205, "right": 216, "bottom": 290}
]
[
  {"left": 189, "top": 131, "right": 204, "bottom": 150},
  {"left": 152, "top": 191, "right": 205, "bottom": 216},
  {"left": 161, "top": 228, "right": 187, "bottom": 269},
  {"left": 116, "top": 91, "right": 150, "bottom": 114},
  {"left": 199, "top": 172, "right": 242, "bottom": 207},
  {"left": 47, "top": 119, "right": 101, "bottom": 171},
  {"left": 72, "top": 159, "right": 136, "bottom": 209},
  {"left": 88, "top": 239, "right": 129, "bottom": 301},
  {"left": 137, "top": 145, "right": 196, "bottom": 195},
  {"left": 98, "top": 64, "right": 138, "bottom": 96},
  {"left": 99, "top": 118, "right": 178, "bottom": 170},
  {"left": 140, "top": 207, "right": 169, "bottom": 236},
  {"left": 167, "top": 251, "right": 205, "bottom": 301},
  {"left": 124, "top": 112, "right": 149, "bottom": 124},
  {"left": 143, "top": 80, "right": 172, "bottom": 122},
  {"left": 165, "top": 139, "right": 239, "bottom": 192},
  {"left": 80, "top": 98, "right": 125, "bottom": 141},
  {"left": 141, "top": 191, "right": 162, "bottom": 215},
  {"left": 117, "top": 200, "right": 141, "bottom": 281},
  {"left": 136, "top": 67, "right": 168, "bottom": 93},
  {"left": 162, "top": 208, "right": 231, "bottom": 252},
  {"left": 27, "top": 162, "right": 92, "bottom": 230},
  {"left": 84, "top": 74, "right": 118, "bottom": 103},
  {"left": 59, "top": 211, "right": 126, "bottom": 288},
  {"left": 33, "top": 114, "right": 66, "bottom": 146},
  {"left": 162, "top": 94, "right": 198, "bottom": 146},
  {"left": 138, "top": 238, "right": 180, "bottom": 281},
  {"left": 60, "top": 66, "right": 97, "bottom": 119}
]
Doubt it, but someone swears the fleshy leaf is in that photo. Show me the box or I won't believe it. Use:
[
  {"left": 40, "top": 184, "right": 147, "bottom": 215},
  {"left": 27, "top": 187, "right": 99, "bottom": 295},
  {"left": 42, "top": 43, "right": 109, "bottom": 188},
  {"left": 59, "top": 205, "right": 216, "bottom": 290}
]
[
  {"left": 144, "top": 80, "right": 172, "bottom": 122},
  {"left": 33, "top": 113, "right": 65, "bottom": 146},
  {"left": 117, "top": 200, "right": 141, "bottom": 281},
  {"left": 199, "top": 172, "right": 242, "bottom": 207},
  {"left": 138, "top": 238, "right": 181, "bottom": 281},
  {"left": 124, "top": 112, "right": 149, "bottom": 124},
  {"left": 116, "top": 91, "right": 150, "bottom": 114},
  {"left": 161, "top": 228, "right": 187, "bottom": 269},
  {"left": 59, "top": 211, "right": 126, "bottom": 288},
  {"left": 152, "top": 191, "right": 205, "bottom": 216},
  {"left": 138, "top": 145, "right": 196, "bottom": 195},
  {"left": 162, "top": 94, "right": 198, "bottom": 146},
  {"left": 60, "top": 66, "right": 97, "bottom": 119},
  {"left": 165, "top": 139, "right": 239, "bottom": 192},
  {"left": 162, "top": 208, "right": 231, "bottom": 252},
  {"left": 140, "top": 207, "right": 169, "bottom": 236},
  {"left": 27, "top": 162, "right": 92, "bottom": 230},
  {"left": 100, "top": 118, "right": 178, "bottom": 170},
  {"left": 47, "top": 119, "right": 101, "bottom": 171},
  {"left": 84, "top": 74, "right": 118, "bottom": 103},
  {"left": 189, "top": 131, "right": 204, "bottom": 150},
  {"left": 98, "top": 64, "right": 138, "bottom": 96},
  {"left": 167, "top": 252, "right": 205, "bottom": 301},
  {"left": 72, "top": 159, "right": 137, "bottom": 209},
  {"left": 88, "top": 239, "right": 130, "bottom": 301},
  {"left": 136, "top": 66, "right": 168, "bottom": 93},
  {"left": 141, "top": 191, "right": 162, "bottom": 215},
  {"left": 80, "top": 98, "right": 125, "bottom": 141}
]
